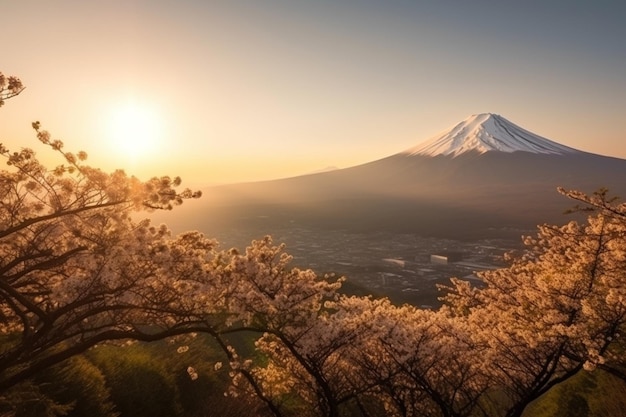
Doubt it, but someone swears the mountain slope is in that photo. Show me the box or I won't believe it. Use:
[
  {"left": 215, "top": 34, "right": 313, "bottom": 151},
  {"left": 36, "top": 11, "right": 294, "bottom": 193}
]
[{"left": 160, "top": 114, "right": 626, "bottom": 240}]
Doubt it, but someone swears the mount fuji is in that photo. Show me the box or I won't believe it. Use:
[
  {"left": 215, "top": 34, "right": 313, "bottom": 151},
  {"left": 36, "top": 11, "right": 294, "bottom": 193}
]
[
  {"left": 405, "top": 113, "right": 578, "bottom": 156},
  {"left": 167, "top": 114, "right": 626, "bottom": 240}
]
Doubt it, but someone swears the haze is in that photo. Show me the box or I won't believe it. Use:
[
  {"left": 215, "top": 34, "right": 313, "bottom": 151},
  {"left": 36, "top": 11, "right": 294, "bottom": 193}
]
[{"left": 1, "top": 0, "right": 625, "bottom": 184}]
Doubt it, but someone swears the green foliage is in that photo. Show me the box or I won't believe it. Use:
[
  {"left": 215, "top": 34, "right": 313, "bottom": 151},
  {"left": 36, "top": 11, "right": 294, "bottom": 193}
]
[
  {"left": 525, "top": 370, "right": 626, "bottom": 417},
  {"left": 0, "top": 355, "right": 116, "bottom": 417},
  {"left": 41, "top": 356, "right": 118, "bottom": 417},
  {"left": 0, "top": 381, "right": 73, "bottom": 417},
  {"left": 83, "top": 335, "right": 248, "bottom": 417},
  {"left": 0, "top": 333, "right": 271, "bottom": 417},
  {"left": 88, "top": 344, "right": 182, "bottom": 417}
]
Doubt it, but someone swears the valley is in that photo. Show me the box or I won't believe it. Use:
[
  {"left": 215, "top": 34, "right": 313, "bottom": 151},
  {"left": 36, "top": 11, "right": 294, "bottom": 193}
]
[
  {"left": 153, "top": 113, "right": 626, "bottom": 308},
  {"left": 192, "top": 223, "right": 521, "bottom": 308}
]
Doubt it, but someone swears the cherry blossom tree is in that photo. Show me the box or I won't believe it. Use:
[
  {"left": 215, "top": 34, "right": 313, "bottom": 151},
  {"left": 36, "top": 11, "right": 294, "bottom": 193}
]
[
  {"left": 213, "top": 264, "right": 489, "bottom": 417},
  {"left": 153, "top": 186, "right": 622, "bottom": 417},
  {"left": 220, "top": 189, "right": 626, "bottom": 417},
  {"left": 442, "top": 188, "right": 626, "bottom": 417},
  {"left": 0, "top": 122, "right": 213, "bottom": 391},
  {"left": 0, "top": 72, "right": 24, "bottom": 107},
  {"left": 202, "top": 237, "right": 351, "bottom": 417},
  {"left": 363, "top": 302, "right": 490, "bottom": 417}
]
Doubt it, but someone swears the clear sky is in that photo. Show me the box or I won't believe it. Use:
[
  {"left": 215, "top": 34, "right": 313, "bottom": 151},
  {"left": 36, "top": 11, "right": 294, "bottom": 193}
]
[{"left": 1, "top": 0, "right": 625, "bottom": 185}]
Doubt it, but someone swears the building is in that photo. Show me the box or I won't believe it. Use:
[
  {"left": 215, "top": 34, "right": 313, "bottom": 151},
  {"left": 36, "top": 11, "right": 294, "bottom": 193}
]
[{"left": 429, "top": 252, "right": 463, "bottom": 265}]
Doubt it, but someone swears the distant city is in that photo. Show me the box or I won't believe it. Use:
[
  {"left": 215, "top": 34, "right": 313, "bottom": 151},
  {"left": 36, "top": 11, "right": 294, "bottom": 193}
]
[{"left": 214, "top": 225, "right": 520, "bottom": 308}]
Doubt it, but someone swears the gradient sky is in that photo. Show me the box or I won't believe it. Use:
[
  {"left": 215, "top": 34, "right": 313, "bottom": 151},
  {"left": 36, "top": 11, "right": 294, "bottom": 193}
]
[{"left": 1, "top": 0, "right": 625, "bottom": 185}]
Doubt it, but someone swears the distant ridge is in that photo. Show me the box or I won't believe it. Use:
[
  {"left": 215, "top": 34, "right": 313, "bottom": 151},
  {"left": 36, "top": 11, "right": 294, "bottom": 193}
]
[
  {"left": 306, "top": 166, "right": 340, "bottom": 175},
  {"left": 405, "top": 113, "right": 580, "bottom": 157}
]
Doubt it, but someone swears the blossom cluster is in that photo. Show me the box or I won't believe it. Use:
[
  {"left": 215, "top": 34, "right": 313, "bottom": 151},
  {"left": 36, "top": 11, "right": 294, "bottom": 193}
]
[{"left": 0, "top": 72, "right": 23, "bottom": 107}]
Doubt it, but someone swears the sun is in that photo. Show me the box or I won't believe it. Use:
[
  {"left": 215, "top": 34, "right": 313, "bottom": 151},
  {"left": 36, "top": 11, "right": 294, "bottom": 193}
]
[{"left": 107, "top": 100, "right": 163, "bottom": 160}]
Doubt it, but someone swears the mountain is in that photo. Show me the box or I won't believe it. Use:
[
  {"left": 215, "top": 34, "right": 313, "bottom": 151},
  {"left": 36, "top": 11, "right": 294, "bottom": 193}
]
[
  {"left": 405, "top": 113, "right": 579, "bottom": 156},
  {"left": 161, "top": 114, "right": 626, "bottom": 241}
]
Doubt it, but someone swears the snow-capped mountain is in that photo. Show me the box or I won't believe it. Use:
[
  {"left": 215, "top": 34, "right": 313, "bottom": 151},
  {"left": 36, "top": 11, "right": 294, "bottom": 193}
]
[
  {"left": 405, "top": 113, "right": 579, "bottom": 157},
  {"left": 163, "top": 113, "right": 626, "bottom": 241}
]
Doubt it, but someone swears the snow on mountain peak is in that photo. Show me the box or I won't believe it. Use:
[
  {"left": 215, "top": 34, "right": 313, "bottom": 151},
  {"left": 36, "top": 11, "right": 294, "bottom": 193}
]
[{"left": 404, "top": 113, "right": 580, "bottom": 157}]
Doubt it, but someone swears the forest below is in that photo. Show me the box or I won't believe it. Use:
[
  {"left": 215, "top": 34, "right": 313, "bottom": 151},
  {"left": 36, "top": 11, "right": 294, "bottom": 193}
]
[{"left": 6, "top": 329, "right": 626, "bottom": 417}]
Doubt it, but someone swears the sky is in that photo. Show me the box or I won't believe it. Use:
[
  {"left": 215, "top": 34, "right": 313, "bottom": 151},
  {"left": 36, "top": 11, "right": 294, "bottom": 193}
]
[{"left": 1, "top": 0, "right": 625, "bottom": 185}]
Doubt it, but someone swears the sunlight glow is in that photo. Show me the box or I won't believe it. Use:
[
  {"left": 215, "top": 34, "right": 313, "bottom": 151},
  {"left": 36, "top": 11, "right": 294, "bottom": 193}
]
[{"left": 107, "top": 101, "right": 163, "bottom": 160}]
